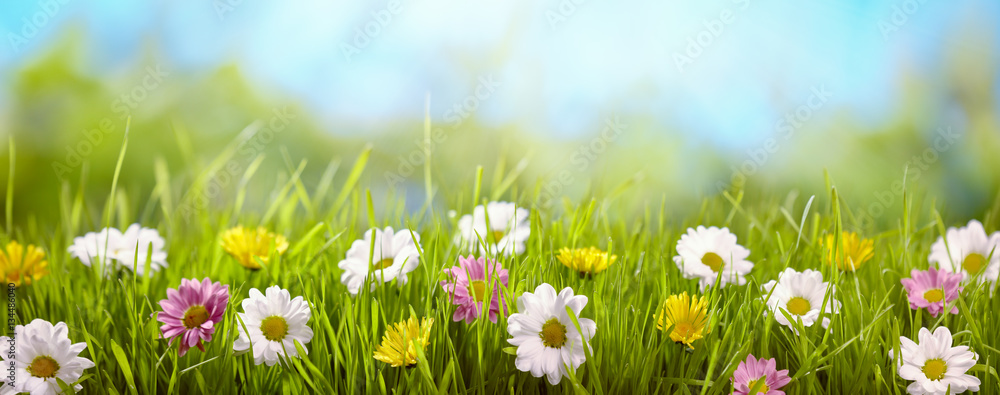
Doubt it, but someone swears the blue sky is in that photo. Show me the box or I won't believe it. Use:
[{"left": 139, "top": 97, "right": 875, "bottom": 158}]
[{"left": 1, "top": 0, "right": 998, "bottom": 149}]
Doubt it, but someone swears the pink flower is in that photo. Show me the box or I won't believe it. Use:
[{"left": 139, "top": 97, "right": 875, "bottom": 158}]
[
  {"left": 156, "top": 278, "right": 230, "bottom": 356},
  {"left": 900, "top": 267, "right": 963, "bottom": 317},
  {"left": 440, "top": 255, "right": 509, "bottom": 323},
  {"left": 731, "top": 354, "right": 791, "bottom": 395}
]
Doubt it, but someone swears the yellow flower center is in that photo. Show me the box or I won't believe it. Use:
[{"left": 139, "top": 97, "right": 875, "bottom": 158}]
[
  {"left": 823, "top": 232, "right": 874, "bottom": 271},
  {"left": 923, "top": 289, "right": 945, "bottom": 303},
  {"left": 673, "top": 322, "right": 695, "bottom": 339},
  {"left": 556, "top": 247, "right": 617, "bottom": 275},
  {"left": 844, "top": 254, "right": 861, "bottom": 271},
  {"left": 28, "top": 356, "right": 59, "bottom": 378},
  {"left": 747, "top": 378, "right": 770, "bottom": 393},
  {"left": 469, "top": 280, "right": 487, "bottom": 302},
  {"left": 539, "top": 318, "right": 567, "bottom": 348},
  {"left": 1, "top": 241, "right": 49, "bottom": 286},
  {"left": 373, "top": 258, "right": 395, "bottom": 270},
  {"left": 963, "top": 253, "right": 985, "bottom": 275},
  {"left": 491, "top": 230, "right": 506, "bottom": 244},
  {"left": 922, "top": 358, "right": 947, "bottom": 380},
  {"left": 786, "top": 297, "right": 811, "bottom": 316},
  {"left": 372, "top": 316, "right": 434, "bottom": 367},
  {"left": 220, "top": 227, "right": 288, "bottom": 270},
  {"left": 701, "top": 252, "right": 724, "bottom": 272},
  {"left": 183, "top": 305, "right": 210, "bottom": 329},
  {"left": 5, "top": 270, "right": 22, "bottom": 282},
  {"left": 260, "top": 316, "right": 289, "bottom": 341}
]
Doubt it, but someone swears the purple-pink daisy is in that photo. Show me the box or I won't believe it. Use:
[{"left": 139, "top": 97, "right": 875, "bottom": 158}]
[
  {"left": 156, "top": 278, "right": 230, "bottom": 356},
  {"left": 731, "top": 354, "right": 791, "bottom": 395},
  {"left": 440, "top": 255, "right": 509, "bottom": 323},
  {"left": 900, "top": 267, "right": 963, "bottom": 317}
]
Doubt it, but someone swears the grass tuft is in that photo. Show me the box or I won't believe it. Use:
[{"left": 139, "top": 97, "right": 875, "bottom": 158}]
[{"left": 3, "top": 129, "right": 999, "bottom": 394}]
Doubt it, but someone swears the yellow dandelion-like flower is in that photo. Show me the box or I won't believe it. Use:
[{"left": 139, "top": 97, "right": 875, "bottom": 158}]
[
  {"left": 655, "top": 292, "right": 711, "bottom": 348},
  {"left": 0, "top": 241, "right": 49, "bottom": 286},
  {"left": 556, "top": 247, "right": 618, "bottom": 274},
  {"left": 822, "top": 231, "right": 874, "bottom": 271},
  {"left": 220, "top": 226, "right": 289, "bottom": 270},
  {"left": 373, "top": 316, "right": 434, "bottom": 367}
]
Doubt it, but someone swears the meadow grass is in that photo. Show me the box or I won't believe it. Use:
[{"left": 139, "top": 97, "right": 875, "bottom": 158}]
[{"left": 3, "top": 129, "right": 1000, "bottom": 395}]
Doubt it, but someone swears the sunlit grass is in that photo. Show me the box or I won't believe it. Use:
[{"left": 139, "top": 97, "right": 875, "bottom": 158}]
[{"left": 3, "top": 129, "right": 1000, "bottom": 394}]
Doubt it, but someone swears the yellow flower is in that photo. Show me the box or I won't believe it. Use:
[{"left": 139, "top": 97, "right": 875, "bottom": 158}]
[
  {"left": 655, "top": 292, "right": 710, "bottom": 348},
  {"left": 220, "top": 226, "right": 289, "bottom": 270},
  {"left": 0, "top": 241, "right": 49, "bottom": 286},
  {"left": 556, "top": 247, "right": 618, "bottom": 274},
  {"left": 373, "top": 316, "right": 434, "bottom": 367},
  {"left": 822, "top": 231, "right": 874, "bottom": 271}
]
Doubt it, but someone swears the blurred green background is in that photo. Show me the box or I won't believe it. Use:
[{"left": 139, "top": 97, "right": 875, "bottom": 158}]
[{"left": 1, "top": 1, "right": 999, "bottom": 229}]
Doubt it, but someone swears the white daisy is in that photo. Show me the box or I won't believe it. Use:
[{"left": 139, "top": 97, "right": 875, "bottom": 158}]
[
  {"left": 0, "top": 319, "right": 95, "bottom": 395},
  {"left": 337, "top": 227, "right": 421, "bottom": 295},
  {"left": 761, "top": 268, "right": 841, "bottom": 331},
  {"left": 67, "top": 224, "right": 168, "bottom": 276},
  {"left": 928, "top": 219, "right": 1000, "bottom": 286},
  {"left": 892, "top": 326, "right": 980, "bottom": 395},
  {"left": 507, "top": 283, "right": 596, "bottom": 385},
  {"left": 112, "top": 224, "right": 169, "bottom": 274},
  {"left": 455, "top": 202, "right": 530, "bottom": 256},
  {"left": 233, "top": 286, "right": 314, "bottom": 366},
  {"left": 673, "top": 226, "right": 754, "bottom": 289},
  {"left": 67, "top": 227, "right": 122, "bottom": 269}
]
